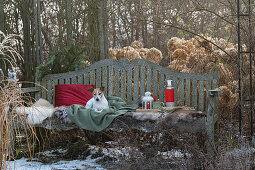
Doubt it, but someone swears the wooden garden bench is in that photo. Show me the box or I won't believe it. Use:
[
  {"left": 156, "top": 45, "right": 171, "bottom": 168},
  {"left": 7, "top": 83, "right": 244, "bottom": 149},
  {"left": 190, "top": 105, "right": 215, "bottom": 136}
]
[{"left": 21, "top": 58, "right": 220, "bottom": 156}]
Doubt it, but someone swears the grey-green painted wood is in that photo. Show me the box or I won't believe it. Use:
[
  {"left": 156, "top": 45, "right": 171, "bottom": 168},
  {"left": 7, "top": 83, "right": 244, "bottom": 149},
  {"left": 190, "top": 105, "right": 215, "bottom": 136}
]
[
  {"left": 108, "top": 66, "right": 113, "bottom": 96},
  {"left": 199, "top": 80, "right": 204, "bottom": 111},
  {"left": 205, "top": 80, "right": 210, "bottom": 112},
  {"left": 40, "top": 59, "right": 215, "bottom": 81},
  {"left": 127, "top": 68, "right": 133, "bottom": 104},
  {"left": 78, "top": 74, "right": 83, "bottom": 84},
  {"left": 206, "top": 89, "right": 220, "bottom": 157},
  {"left": 84, "top": 73, "right": 89, "bottom": 85},
  {"left": 185, "top": 79, "right": 191, "bottom": 106},
  {"left": 52, "top": 79, "right": 57, "bottom": 105},
  {"left": 22, "top": 87, "right": 40, "bottom": 93},
  {"left": 41, "top": 80, "right": 46, "bottom": 100},
  {"left": 64, "top": 78, "right": 69, "bottom": 84},
  {"left": 35, "top": 81, "right": 41, "bottom": 100},
  {"left": 121, "top": 70, "right": 126, "bottom": 100},
  {"left": 96, "top": 68, "right": 101, "bottom": 88},
  {"left": 36, "top": 58, "right": 218, "bottom": 111},
  {"left": 146, "top": 66, "right": 152, "bottom": 92},
  {"left": 114, "top": 68, "right": 120, "bottom": 96},
  {"left": 140, "top": 65, "right": 145, "bottom": 97},
  {"left": 90, "top": 70, "right": 95, "bottom": 86},
  {"left": 71, "top": 76, "right": 76, "bottom": 84},
  {"left": 102, "top": 67, "right": 107, "bottom": 96},
  {"left": 173, "top": 76, "right": 178, "bottom": 106},
  {"left": 179, "top": 78, "right": 184, "bottom": 106},
  {"left": 133, "top": 65, "right": 139, "bottom": 104},
  {"left": 165, "top": 73, "right": 171, "bottom": 102},
  {"left": 153, "top": 69, "right": 158, "bottom": 99},
  {"left": 192, "top": 79, "right": 198, "bottom": 110},
  {"left": 159, "top": 72, "right": 165, "bottom": 102},
  {"left": 59, "top": 79, "right": 64, "bottom": 84},
  {"left": 47, "top": 79, "right": 52, "bottom": 103}
]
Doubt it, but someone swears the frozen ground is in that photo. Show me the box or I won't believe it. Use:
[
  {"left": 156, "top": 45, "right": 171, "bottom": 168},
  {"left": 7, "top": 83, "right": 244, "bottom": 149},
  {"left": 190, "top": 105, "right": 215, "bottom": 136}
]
[
  {"left": 7, "top": 150, "right": 105, "bottom": 170},
  {"left": 8, "top": 157, "right": 105, "bottom": 170},
  {"left": 5, "top": 138, "right": 192, "bottom": 170}
]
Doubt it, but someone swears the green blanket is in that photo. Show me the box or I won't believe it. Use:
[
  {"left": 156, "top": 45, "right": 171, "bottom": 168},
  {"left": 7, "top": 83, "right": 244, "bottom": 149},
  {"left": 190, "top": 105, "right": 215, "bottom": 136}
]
[{"left": 67, "top": 96, "right": 138, "bottom": 132}]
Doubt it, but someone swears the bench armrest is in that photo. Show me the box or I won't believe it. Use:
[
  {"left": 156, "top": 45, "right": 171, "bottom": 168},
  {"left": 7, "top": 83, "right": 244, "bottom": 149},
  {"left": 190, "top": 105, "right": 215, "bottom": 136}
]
[
  {"left": 21, "top": 86, "right": 40, "bottom": 93},
  {"left": 208, "top": 88, "right": 222, "bottom": 96}
]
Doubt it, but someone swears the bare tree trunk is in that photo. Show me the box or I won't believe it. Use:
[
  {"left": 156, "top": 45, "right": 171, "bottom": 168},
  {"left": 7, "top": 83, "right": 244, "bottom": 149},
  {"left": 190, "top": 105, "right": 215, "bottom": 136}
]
[
  {"left": 129, "top": 2, "right": 134, "bottom": 43},
  {"left": 37, "top": 0, "right": 43, "bottom": 63},
  {"left": 42, "top": 27, "right": 52, "bottom": 51},
  {"left": 0, "top": 0, "right": 4, "bottom": 33},
  {"left": 0, "top": 0, "right": 6, "bottom": 77},
  {"left": 21, "top": 0, "right": 34, "bottom": 84},
  {"left": 152, "top": 0, "right": 161, "bottom": 49},
  {"left": 34, "top": 0, "right": 40, "bottom": 66},
  {"left": 87, "top": 0, "right": 100, "bottom": 62},
  {"left": 142, "top": 20, "right": 148, "bottom": 47},
  {"left": 110, "top": 1, "right": 117, "bottom": 48},
  {"left": 57, "top": 1, "right": 64, "bottom": 49},
  {"left": 99, "top": 0, "right": 108, "bottom": 59},
  {"left": 66, "top": 0, "right": 72, "bottom": 47}
]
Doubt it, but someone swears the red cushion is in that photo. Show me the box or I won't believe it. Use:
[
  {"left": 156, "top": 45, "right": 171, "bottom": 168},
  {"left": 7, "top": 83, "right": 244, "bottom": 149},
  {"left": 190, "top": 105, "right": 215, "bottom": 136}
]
[{"left": 55, "top": 84, "right": 94, "bottom": 107}]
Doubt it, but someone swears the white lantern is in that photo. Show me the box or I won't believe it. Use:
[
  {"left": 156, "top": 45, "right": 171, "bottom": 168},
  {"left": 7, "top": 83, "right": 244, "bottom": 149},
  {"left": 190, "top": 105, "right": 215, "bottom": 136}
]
[{"left": 142, "top": 92, "right": 154, "bottom": 109}]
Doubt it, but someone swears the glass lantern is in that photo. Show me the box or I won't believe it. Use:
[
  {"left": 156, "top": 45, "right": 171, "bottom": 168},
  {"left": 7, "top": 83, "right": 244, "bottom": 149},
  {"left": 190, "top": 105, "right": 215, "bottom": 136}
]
[{"left": 142, "top": 92, "right": 154, "bottom": 110}]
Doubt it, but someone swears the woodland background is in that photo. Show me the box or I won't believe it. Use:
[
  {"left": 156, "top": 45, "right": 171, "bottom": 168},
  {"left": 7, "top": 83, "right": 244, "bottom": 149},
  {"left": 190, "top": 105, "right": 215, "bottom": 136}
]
[
  {"left": 1, "top": 0, "right": 255, "bottom": 169},
  {"left": 0, "top": 0, "right": 254, "bottom": 127}
]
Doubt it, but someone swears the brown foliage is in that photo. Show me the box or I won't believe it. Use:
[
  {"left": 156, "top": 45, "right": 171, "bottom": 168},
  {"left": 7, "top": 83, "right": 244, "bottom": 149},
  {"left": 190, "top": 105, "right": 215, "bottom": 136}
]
[{"left": 108, "top": 41, "right": 162, "bottom": 64}]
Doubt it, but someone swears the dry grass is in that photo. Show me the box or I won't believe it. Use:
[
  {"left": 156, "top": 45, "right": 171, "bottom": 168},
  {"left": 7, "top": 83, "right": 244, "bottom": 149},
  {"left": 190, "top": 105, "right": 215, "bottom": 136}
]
[
  {"left": 0, "top": 31, "right": 37, "bottom": 169},
  {"left": 0, "top": 31, "right": 23, "bottom": 72},
  {"left": 0, "top": 81, "right": 38, "bottom": 169}
]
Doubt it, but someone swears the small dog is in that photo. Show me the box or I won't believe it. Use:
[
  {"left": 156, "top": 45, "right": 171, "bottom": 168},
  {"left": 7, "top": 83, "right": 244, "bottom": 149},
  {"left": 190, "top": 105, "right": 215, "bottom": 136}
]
[{"left": 85, "top": 87, "right": 109, "bottom": 112}]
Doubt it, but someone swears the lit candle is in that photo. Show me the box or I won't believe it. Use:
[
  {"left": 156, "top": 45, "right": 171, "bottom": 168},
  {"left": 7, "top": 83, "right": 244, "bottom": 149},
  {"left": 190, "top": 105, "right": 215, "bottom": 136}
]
[{"left": 146, "top": 102, "right": 150, "bottom": 109}]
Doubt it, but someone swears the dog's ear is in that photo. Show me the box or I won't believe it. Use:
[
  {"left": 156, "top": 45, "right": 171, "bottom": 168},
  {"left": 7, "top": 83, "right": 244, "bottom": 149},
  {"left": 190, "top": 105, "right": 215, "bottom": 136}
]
[
  {"left": 87, "top": 88, "right": 94, "bottom": 93},
  {"left": 100, "top": 87, "right": 105, "bottom": 92}
]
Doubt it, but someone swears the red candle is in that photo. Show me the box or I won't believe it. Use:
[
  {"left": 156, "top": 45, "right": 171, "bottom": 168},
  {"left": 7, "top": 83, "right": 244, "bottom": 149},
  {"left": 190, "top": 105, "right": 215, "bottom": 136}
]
[{"left": 146, "top": 102, "right": 150, "bottom": 109}]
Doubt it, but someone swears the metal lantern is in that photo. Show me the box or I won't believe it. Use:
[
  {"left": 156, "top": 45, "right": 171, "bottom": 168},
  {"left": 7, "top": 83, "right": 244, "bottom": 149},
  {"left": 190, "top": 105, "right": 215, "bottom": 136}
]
[{"left": 142, "top": 92, "right": 154, "bottom": 109}]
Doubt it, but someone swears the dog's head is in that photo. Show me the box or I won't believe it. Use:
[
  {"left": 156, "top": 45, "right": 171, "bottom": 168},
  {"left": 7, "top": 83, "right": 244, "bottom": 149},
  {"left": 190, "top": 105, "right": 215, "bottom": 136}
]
[{"left": 88, "top": 87, "right": 105, "bottom": 102}]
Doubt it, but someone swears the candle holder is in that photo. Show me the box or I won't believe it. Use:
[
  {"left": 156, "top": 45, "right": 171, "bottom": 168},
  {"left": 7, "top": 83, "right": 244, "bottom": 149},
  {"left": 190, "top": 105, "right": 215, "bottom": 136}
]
[{"left": 141, "top": 92, "right": 154, "bottom": 110}]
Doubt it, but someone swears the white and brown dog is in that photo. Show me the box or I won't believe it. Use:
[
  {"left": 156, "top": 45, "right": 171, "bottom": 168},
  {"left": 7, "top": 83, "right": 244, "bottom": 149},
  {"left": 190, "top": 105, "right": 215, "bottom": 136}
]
[{"left": 85, "top": 87, "right": 109, "bottom": 112}]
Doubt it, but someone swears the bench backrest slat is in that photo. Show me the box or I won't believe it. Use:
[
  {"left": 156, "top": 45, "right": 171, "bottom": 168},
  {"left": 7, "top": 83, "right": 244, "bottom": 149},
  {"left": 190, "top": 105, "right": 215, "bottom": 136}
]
[
  {"left": 185, "top": 79, "right": 191, "bottom": 107},
  {"left": 192, "top": 79, "right": 198, "bottom": 110},
  {"left": 198, "top": 80, "right": 204, "bottom": 111},
  {"left": 114, "top": 68, "right": 120, "bottom": 97},
  {"left": 38, "top": 58, "right": 218, "bottom": 111},
  {"left": 102, "top": 67, "right": 107, "bottom": 95},
  {"left": 153, "top": 68, "right": 159, "bottom": 100},
  {"left": 159, "top": 72, "right": 165, "bottom": 102},
  {"left": 179, "top": 78, "right": 185, "bottom": 106},
  {"left": 127, "top": 68, "right": 133, "bottom": 104}
]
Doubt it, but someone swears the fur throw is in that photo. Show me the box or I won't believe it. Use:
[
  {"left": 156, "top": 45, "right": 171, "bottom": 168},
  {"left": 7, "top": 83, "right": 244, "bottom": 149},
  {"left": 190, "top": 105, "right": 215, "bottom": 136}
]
[
  {"left": 55, "top": 106, "right": 72, "bottom": 123},
  {"left": 15, "top": 98, "right": 55, "bottom": 125},
  {"left": 126, "top": 112, "right": 165, "bottom": 121}
]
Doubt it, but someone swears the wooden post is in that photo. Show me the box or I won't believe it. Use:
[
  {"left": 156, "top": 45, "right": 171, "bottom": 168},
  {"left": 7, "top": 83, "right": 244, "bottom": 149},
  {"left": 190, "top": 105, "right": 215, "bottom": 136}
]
[{"left": 206, "top": 88, "right": 221, "bottom": 157}]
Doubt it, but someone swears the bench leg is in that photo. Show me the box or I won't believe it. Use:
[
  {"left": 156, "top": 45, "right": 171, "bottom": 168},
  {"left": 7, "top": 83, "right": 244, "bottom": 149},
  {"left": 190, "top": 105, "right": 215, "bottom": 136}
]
[{"left": 206, "top": 89, "right": 220, "bottom": 157}]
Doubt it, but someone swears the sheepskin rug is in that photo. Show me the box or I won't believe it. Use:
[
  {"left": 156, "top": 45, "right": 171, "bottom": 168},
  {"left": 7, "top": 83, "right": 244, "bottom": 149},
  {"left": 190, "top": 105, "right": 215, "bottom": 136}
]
[{"left": 16, "top": 98, "right": 55, "bottom": 125}]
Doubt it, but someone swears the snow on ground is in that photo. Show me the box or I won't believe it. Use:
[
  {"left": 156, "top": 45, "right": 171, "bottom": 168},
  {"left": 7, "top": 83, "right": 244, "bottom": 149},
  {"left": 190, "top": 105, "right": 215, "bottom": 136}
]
[
  {"left": 7, "top": 149, "right": 105, "bottom": 170},
  {"left": 157, "top": 149, "right": 190, "bottom": 159},
  {"left": 8, "top": 156, "right": 105, "bottom": 170},
  {"left": 6, "top": 141, "right": 191, "bottom": 169}
]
